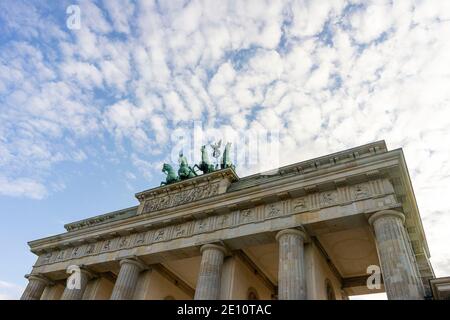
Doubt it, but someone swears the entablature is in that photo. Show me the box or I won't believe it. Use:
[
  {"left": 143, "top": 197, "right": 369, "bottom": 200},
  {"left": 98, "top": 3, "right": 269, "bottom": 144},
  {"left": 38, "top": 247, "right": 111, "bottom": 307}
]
[{"left": 29, "top": 149, "right": 404, "bottom": 256}]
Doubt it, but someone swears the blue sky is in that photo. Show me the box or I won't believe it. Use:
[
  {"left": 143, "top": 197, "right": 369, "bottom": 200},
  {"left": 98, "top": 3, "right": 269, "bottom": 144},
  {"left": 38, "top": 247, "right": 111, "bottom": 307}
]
[{"left": 1, "top": 0, "right": 450, "bottom": 299}]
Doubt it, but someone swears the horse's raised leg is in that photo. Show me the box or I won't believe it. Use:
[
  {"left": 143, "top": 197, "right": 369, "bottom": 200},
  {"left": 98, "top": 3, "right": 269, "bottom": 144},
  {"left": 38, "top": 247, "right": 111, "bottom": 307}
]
[{"left": 193, "top": 164, "right": 202, "bottom": 175}]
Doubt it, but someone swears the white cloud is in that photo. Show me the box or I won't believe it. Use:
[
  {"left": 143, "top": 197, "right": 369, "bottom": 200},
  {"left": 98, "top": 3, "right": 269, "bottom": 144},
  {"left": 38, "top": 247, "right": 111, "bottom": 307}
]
[
  {"left": 60, "top": 61, "right": 104, "bottom": 88},
  {"left": 0, "top": 176, "right": 48, "bottom": 200},
  {"left": 103, "top": 0, "right": 135, "bottom": 34},
  {"left": 79, "top": 0, "right": 112, "bottom": 34},
  {"left": 1, "top": 0, "right": 450, "bottom": 282},
  {"left": 209, "top": 62, "right": 236, "bottom": 97},
  {"left": 288, "top": 0, "right": 345, "bottom": 38},
  {"left": 0, "top": 280, "right": 23, "bottom": 300},
  {"left": 350, "top": 1, "right": 394, "bottom": 44}
]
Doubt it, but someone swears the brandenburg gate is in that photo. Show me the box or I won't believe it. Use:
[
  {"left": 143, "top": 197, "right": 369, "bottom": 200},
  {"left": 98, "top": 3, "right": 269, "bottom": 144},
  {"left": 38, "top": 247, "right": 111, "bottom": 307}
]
[{"left": 21, "top": 141, "right": 435, "bottom": 300}]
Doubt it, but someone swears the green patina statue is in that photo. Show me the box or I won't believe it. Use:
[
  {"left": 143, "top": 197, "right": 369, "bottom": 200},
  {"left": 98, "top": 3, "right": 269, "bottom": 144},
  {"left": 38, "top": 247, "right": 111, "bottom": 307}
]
[
  {"left": 161, "top": 163, "right": 179, "bottom": 185},
  {"left": 160, "top": 141, "right": 234, "bottom": 185},
  {"left": 178, "top": 150, "right": 197, "bottom": 180},
  {"left": 193, "top": 145, "right": 215, "bottom": 174},
  {"left": 221, "top": 142, "right": 235, "bottom": 170}
]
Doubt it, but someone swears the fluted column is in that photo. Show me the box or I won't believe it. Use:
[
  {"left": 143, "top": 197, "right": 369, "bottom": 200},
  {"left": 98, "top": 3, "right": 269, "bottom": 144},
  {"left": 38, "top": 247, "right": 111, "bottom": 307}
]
[
  {"left": 21, "top": 274, "right": 52, "bottom": 300},
  {"left": 369, "top": 210, "right": 425, "bottom": 300},
  {"left": 194, "top": 244, "right": 227, "bottom": 300},
  {"left": 110, "top": 257, "right": 147, "bottom": 300},
  {"left": 276, "top": 228, "right": 307, "bottom": 300},
  {"left": 60, "top": 267, "right": 94, "bottom": 300}
]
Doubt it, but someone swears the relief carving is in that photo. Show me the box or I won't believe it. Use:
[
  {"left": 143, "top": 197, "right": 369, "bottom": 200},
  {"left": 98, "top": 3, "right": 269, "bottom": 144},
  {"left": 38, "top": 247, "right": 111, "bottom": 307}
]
[
  {"left": 354, "top": 184, "right": 370, "bottom": 199},
  {"left": 43, "top": 252, "right": 53, "bottom": 263},
  {"left": 56, "top": 250, "right": 65, "bottom": 260},
  {"left": 266, "top": 203, "right": 282, "bottom": 217},
  {"left": 194, "top": 218, "right": 210, "bottom": 233},
  {"left": 173, "top": 224, "right": 188, "bottom": 238},
  {"left": 141, "top": 182, "right": 220, "bottom": 214},
  {"left": 118, "top": 237, "right": 128, "bottom": 248},
  {"left": 293, "top": 197, "right": 307, "bottom": 210},
  {"left": 154, "top": 229, "right": 166, "bottom": 242},
  {"left": 102, "top": 240, "right": 111, "bottom": 251},
  {"left": 134, "top": 233, "right": 146, "bottom": 245},
  {"left": 239, "top": 209, "right": 255, "bottom": 223},
  {"left": 71, "top": 247, "right": 80, "bottom": 257},
  {"left": 320, "top": 191, "right": 337, "bottom": 206},
  {"left": 216, "top": 214, "right": 230, "bottom": 228},
  {"left": 85, "top": 243, "right": 96, "bottom": 254}
]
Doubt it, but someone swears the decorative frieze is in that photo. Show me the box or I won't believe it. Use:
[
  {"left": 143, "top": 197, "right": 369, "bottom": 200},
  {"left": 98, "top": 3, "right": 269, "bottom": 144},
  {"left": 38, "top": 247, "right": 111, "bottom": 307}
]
[
  {"left": 35, "top": 179, "right": 395, "bottom": 268},
  {"left": 141, "top": 182, "right": 220, "bottom": 214},
  {"left": 136, "top": 168, "right": 239, "bottom": 216}
]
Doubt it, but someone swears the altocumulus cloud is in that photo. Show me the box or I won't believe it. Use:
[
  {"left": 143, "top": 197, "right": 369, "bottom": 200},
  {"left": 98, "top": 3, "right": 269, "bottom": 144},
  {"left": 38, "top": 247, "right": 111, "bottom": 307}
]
[
  {"left": 1, "top": 0, "right": 450, "bottom": 281},
  {"left": 0, "top": 280, "right": 24, "bottom": 300}
]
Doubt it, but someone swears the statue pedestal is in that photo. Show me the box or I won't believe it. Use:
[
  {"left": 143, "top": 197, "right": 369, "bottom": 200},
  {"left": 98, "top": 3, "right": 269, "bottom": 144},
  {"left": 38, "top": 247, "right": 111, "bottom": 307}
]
[{"left": 135, "top": 168, "right": 239, "bottom": 216}]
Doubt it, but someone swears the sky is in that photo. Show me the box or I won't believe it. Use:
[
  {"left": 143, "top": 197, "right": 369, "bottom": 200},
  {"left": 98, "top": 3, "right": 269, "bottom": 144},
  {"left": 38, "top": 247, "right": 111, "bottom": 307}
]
[{"left": 1, "top": 0, "right": 450, "bottom": 300}]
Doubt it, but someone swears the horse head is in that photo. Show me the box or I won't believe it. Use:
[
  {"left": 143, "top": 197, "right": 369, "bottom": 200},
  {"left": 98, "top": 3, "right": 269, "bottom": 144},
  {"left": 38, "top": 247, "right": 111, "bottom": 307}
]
[{"left": 162, "top": 163, "right": 171, "bottom": 173}]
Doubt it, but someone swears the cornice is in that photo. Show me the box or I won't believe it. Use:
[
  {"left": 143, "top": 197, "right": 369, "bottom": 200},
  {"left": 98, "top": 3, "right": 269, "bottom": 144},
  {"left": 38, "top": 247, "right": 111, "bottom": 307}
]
[
  {"left": 396, "top": 148, "right": 432, "bottom": 259},
  {"left": 64, "top": 206, "right": 138, "bottom": 232}
]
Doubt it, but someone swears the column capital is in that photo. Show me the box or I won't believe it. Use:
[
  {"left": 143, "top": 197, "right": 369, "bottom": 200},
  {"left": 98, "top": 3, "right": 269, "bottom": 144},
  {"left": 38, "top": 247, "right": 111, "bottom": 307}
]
[
  {"left": 275, "top": 228, "right": 308, "bottom": 242},
  {"left": 118, "top": 256, "right": 148, "bottom": 271},
  {"left": 65, "top": 265, "right": 97, "bottom": 282},
  {"left": 78, "top": 266, "right": 97, "bottom": 280},
  {"left": 368, "top": 210, "right": 405, "bottom": 226},
  {"left": 200, "top": 243, "right": 227, "bottom": 255},
  {"left": 25, "top": 273, "right": 53, "bottom": 286}
]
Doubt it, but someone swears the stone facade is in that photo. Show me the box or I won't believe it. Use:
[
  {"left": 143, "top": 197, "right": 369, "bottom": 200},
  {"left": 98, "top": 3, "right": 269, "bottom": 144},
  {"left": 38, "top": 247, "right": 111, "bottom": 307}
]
[{"left": 21, "top": 141, "right": 435, "bottom": 300}]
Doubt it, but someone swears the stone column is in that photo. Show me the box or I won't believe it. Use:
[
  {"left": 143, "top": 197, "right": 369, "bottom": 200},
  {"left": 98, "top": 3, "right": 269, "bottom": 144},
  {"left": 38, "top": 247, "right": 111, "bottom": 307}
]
[
  {"left": 40, "top": 283, "right": 64, "bottom": 300},
  {"left": 110, "top": 257, "right": 147, "bottom": 300},
  {"left": 60, "top": 267, "right": 95, "bottom": 300},
  {"left": 194, "top": 244, "right": 227, "bottom": 300},
  {"left": 21, "top": 274, "right": 52, "bottom": 300},
  {"left": 369, "top": 210, "right": 425, "bottom": 300},
  {"left": 82, "top": 277, "right": 115, "bottom": 300},
  {"left": 276, "top": 229, "right": 307, "bottom": 300}
]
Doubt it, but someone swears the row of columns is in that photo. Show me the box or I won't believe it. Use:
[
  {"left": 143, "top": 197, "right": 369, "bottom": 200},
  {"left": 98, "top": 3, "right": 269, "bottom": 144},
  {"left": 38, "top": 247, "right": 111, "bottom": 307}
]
[
  {"left": 21, "top": 210, "right": 425, "bottom": 300},
  {"left": 19, "top": 231, "right": 308, "bottom": 300}
]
